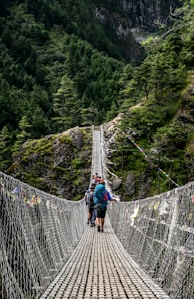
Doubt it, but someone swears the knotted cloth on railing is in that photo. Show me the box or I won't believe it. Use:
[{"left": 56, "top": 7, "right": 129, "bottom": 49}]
[
  {"left": 108, "top": 182, "right": 194, "bottom": 299},
  {"left": 0, "top": 171, "right": 87, "bottom": 299}
]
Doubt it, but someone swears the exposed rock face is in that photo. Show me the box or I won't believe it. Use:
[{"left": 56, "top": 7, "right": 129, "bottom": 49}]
[
  {"left": 69, "top": 127, "right": 83, "bottom": 150},
  {"left": 111, "top": 176, "right": 122, "bottom": 191},
  {"left": 94, "top": 0, "right": 182, "bottom": 60},
  {"left": 125, "top": 173, "right": 135, "bottom": 197},
  {"left": 120, "top": 0, "right": 181, "bottom": 31},
  {"left": 10, "top": 127, "right": 92, "bottom": 200},
  {"left": 123, "top": 172, "right": 153, "bottom": 201},
  {"left": 136, "top": 173, "right": 152, "bottom": 200},
  {"left": 94, "top": 4, "right": 142, "bottom": 61}
]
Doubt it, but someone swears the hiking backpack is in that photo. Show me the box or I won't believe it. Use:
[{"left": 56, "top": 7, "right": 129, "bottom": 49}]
[
  {"left": 87, "top": 192, "right": 94, "bottom": 207},
  {"left": 103, "top": 191, "right": 112, "bottom": 201}
]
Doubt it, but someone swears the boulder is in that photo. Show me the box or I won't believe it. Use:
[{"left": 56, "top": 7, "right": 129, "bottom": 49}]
[{"left": 125, "top": 173, "right": 135, "bottom": 196}]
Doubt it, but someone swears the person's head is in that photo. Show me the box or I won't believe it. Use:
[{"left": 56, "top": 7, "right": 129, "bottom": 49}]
[
  {"left": 90, "top": 183, "right": 96, "bottom": 190},
  {"left": 99, "top": 179, "right": 105, "bottom": 185}
]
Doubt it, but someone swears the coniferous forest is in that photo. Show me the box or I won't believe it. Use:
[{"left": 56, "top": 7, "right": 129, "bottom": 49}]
[
  {"left": 0, "top": 0, "right": 194, "bottom": 200},
  {"left": 0, "top": 1, "right": 126, "bottom": 159}
]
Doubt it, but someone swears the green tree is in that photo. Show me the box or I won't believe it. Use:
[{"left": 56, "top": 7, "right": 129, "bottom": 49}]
[
  {"left": 12, "top": 116, "right": 31, "bottom": 156},
  {"left": 52, "top": 75, "right": 78, "bottom": 131},
  {"left": 0, "top": 126, "right": 12, "bottom": 170},
  {"left": 80, "top": 105, "right": 98, "bottom": 126}
]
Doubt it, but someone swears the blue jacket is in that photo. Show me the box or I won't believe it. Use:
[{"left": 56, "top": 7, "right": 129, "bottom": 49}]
[{"left": 94, "top": 183, "right": 108, "bottom": 210}]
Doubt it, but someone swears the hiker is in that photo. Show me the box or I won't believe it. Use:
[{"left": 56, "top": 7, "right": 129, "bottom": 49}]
[
  {"left": 94, "top": 179, "right": 114, "bottom": 232},
  {"left": 91, "top": 174, "right": 96, "bottom": 184},
  {"left": 92, "top": 172, "right": 102, "bottom": 184},
  {"left": 95, "top": 176, "right": 102, "bottom": 184},
  {"left": 84, "top": 187, "right": 91, "bottom": 224},
  {"left": 85, "top": 183, "right": 96, "bottom": 226},
  {"left": 88, "top": 183, "right": 96, "bottom": 227}
]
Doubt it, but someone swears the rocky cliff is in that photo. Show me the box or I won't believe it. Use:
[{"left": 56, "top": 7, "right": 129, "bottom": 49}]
[
  {"left": 8, "top": 127, "right": 92, "bottom": 201},
  {"left": 94, "top": 0, "right": 182, "bottom": 60},
  {"left": 120, "top": 0, "right": 182, "bottom": 31}
]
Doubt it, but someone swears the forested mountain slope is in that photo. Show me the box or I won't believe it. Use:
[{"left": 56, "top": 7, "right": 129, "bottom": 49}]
[
  {"left": 0, "top": 0, "right": 194, "bottom": 200},
  {"left": 105, "top": 3, "right": 194, "bottom": 200}
]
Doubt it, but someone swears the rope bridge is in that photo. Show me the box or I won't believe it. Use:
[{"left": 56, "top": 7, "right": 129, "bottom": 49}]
[{"left": 1, "top": 126, "right": 194, "bottom": 299}]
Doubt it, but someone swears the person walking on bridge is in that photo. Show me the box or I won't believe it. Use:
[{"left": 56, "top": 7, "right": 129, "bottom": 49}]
[
  {"left": 85, "top": 183, "right": 96, "bottom": 225},
  {"left": 94, "top": 179, "right": 113, "bottom": 232}
]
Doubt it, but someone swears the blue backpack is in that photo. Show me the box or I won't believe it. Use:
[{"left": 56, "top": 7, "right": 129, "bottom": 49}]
[{"left": 94, "top": 184, "right": 108, "bottom": 210}]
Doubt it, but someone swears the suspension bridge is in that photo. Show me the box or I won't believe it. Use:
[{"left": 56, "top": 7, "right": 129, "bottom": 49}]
[{"left": 1, "top": 126, "right": 194, "bottom": 299}]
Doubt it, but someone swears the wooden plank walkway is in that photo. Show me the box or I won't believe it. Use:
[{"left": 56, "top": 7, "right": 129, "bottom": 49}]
[{"left": 39, "top": 217, "right": 170, "bottom": 299}]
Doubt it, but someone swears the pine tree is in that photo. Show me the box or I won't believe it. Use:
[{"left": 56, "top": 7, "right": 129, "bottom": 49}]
[
  {"left": 0, "top": 126, "right": 12, "bottom": 170},
  {"left": 52, "top": 75, "right": 78, "bottom": 131},
  {"left": 12, "top": 116, "right": 31, "bottom": 156}
]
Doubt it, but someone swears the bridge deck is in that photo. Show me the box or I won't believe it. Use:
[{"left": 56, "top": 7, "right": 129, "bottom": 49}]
[{"left": 39, "top": 217, "right": 170, "bottom": 299}]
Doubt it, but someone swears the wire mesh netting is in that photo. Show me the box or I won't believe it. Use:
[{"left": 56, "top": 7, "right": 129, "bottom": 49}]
[
  {"left": 108, "top": 183, "right": 194, "bottom": 299},
  {"left": 0, "top": 172, "right": 87, "bottom": 299}
]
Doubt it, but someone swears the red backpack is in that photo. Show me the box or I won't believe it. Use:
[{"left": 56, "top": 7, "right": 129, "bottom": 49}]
[{"left": 104, "top": 191, "right": 112, "bottom": 201}]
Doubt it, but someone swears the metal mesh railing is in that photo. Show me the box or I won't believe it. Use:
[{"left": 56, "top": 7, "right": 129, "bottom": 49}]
[
  {"left": 0, "top": 172, "right": 87, "bottom": 299},
  {"left": 101, "top": 124, "right": 194, "bottom": 299},
  {"left": 108, "top": 183, "right": 194, "bottom": 299}
]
